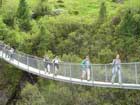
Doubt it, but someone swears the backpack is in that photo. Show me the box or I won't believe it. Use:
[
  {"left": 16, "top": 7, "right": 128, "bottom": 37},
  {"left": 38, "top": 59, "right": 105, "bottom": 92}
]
[{"left": 80, "top": 60, "right": 86, "bottom": 69}]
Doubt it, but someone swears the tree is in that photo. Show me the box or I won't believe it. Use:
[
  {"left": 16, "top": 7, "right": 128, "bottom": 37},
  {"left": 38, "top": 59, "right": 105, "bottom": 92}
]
[
  {"left": 98, "top": 1, "right": 107, "bottom": 23},
  {"left": 112, "top": 0, "right": 124, "bottom": 3},
  {"left": 2, "top": 5, "right": 17, "bottom": 27},
  {"left": 32, "top": 24, "right": 54, "bottom": 56},
  {"left": 16, "top": 83, "right": 46, "bottom": 105},
  {"left": 116, "top": 9, "right": 140, "bottom": 36},
  {"left": 0, "top": 0, "right": 2, "bottom": 8},
  {"left": 17, "top": 0, "right": 31, "bottom": 31},
  {"left": 33, "top": 0, "right": 51, "bottom": 19}
]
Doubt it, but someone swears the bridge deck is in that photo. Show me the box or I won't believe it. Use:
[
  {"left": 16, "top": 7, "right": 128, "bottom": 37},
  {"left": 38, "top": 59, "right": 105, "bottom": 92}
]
[{"left": 1, "top": 51, "right": 140, "bottom": 90}]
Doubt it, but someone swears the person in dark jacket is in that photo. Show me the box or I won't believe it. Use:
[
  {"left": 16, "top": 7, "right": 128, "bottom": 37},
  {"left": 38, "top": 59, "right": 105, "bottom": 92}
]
[{"left": 43, "top": 56, "right": 51, "bottom": 74}]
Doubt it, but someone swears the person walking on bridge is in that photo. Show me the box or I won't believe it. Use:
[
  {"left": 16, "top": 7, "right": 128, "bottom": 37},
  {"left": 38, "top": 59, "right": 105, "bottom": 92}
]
[
  {"left": 0, "top": 41, "right": 4, "bottom": 53},
  {"left": 111, "top": 54, "right": 122, "bottom": 84},
  {"left": 43, "top": 56, "right": 51, "bottom": 74},
  {"left": 81, "top": 56, "right": 91, "bottom": 81},
  {"left": 52, "top": 56, "right": 60, "bottom": 75},
  {"left": 9, "top": 47, "right": 15, "bottom": 60}
]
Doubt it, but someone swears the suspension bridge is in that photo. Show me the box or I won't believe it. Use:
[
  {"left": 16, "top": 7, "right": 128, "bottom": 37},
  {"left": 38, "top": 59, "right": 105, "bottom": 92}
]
[{"left": 0, "top": 44, "right": 140, "bottom": 90}]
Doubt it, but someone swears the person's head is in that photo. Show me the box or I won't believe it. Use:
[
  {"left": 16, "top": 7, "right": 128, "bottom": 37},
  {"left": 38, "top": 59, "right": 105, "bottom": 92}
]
[
  {"left": 55, "top": 56, "right": 58, "bottom": 59},
  {"left": 85, "top": 56, "right": 89, "bottom": 60},
  {"left": 44, "top": 55, "right": 48, "bottom": 58},
  {"left": 116, "top": 54, "right": 120, "bottom": 59},
  {"left": 12, "top": 46, "right": 15, "bottom": 49}
]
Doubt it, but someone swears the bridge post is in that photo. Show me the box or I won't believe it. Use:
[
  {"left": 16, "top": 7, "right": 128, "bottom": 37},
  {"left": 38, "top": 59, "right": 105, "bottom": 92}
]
[
  {"left": 64, "top": 63, "right": 66, "bottom": 76},
  {"left": 36, "top": 58, "right": 40, "bottom": 75},
  {"left": 91, "top": 64, "right": 94, "bottom": 85},
  {"left": 1, "top": 47, "right": 4, "bottom": 59},
  {"left": 27, "top": 55, "right": 29, "bottom": 72},
  {"left": 135, "top": 63, "right": 138, "bottom": 84},
  {"left": 37, "top": 59, "right": 40, "bottom": 75},
  {"left": 53, "top": 63, "right": 55, "bottom": 79},
  {"left": 70, "top": 63, "right": 72, "bottom": 82},
  {"left": 105, "top": 64, "right": 108, "bottom": 82},
  {"left": 17, "top": 52, "right": 20, "bottom": 67}
]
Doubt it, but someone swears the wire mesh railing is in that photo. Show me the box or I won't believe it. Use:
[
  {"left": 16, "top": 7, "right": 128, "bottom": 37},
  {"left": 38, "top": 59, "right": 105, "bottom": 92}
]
[{"left": 0, "top": 43, "right": 140, "bottom": 88}]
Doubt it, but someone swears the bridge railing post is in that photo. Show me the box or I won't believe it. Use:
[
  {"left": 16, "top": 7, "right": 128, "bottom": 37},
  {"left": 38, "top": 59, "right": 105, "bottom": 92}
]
[
  {"left": 52, "top": 63, "right": 55, "bottom": 79},
  {"left": 64, "top": 63, "right": 66, "bottom": 77},
  {"left": 135, "top": 63, "right": 138, "bottom": 84},
  {"left": 17, "top": 52, "right": 20, "bottom": 67},
  {"left": 1, "top": 46, "right": 4, "bottom": 59},
  {"left": 27, "top": 55, "right": 29, "bottom": 72},
  {"left": 39, "top": 59, "right": 41, "bottom": 75},
  {"left": 105, "top": 64, "right": 108, "bottom": 82},
  {"left": 70, "top": 63, "right": 72, "bottom": 82},
  {"left": 36, "top": 58, "right": 40, "bottom": 75},
  {"left": 91, "top": 64, "right": 94, "bottom": 85}
]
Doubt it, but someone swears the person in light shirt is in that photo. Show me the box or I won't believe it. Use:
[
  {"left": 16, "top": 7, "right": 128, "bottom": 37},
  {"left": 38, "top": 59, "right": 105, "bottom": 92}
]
[
  {"left": 52, "top": 56, "right": 61, "bottom": 75},
  {"left": 111, "top": 54, "right": 122, "bottom": 84}
]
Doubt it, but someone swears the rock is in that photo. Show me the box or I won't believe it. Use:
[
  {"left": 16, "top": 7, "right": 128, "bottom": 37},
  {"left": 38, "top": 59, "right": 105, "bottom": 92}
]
[
  {"left": 52, "top": 8, "right": 65, "bottom": 16},
  {"left": 0, "top": 91, "right": 8, "bottom": 105}
]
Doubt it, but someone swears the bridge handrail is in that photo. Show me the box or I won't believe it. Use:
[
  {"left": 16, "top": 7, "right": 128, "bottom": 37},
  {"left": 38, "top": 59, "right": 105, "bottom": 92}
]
[{"left": 1, "top": 42, "right": 140, "bottom": 90}]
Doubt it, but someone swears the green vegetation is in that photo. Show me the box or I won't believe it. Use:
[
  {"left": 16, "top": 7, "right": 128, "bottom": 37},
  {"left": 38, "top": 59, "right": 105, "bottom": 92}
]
[
  {"left": 16, "top": 83, "right": 46, "bottom": 105},
  {"left": 1, "top": 0, "right": 140, "bottom": 104},
  {"left": 17, "top": 0, "right": 31, "bottom": 31}
]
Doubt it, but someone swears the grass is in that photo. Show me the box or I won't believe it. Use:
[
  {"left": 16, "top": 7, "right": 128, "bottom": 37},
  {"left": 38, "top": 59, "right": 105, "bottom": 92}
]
[
  {"left": 49, "top": 0, "right": 122, "bottom": 17},
  {"left": 2, "top": 0, "right": 126, "bottom": 18}
]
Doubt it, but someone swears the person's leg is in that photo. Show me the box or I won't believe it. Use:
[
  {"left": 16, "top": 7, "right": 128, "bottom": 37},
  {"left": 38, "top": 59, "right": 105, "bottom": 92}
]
[
  {"left": 44, "top": 63, "right": 47, "bottom": 74},
  {"left": 0, "top": 46, "right": 1, "bottom": 51},
  {"left": 87, "top": 68, "right": 90, "bottom": 80},
  {"left": 8, "top": 52, "right": 10, "bottom": 58},
  {"left": 118, "top": 68, "right": 122, "bottom": 84},
  {"left": 54, "top": 64, "right": 58, "bottom": 75},
  {"left": 47, "top": 64, "right": 50, "bottom": 73},
  {"left": 5, "top": 50, "right": 8, "bottom": 58},
  {"left": 81, "top": 70, "right": 86, "bottom": 80},
  {"left": 45, "top": 67, "right": 47, "bottom": 73},
  {"left": 6, "top": 50, "right": 8, "bottom": 58},
  {"left": 10, "top": 53, "right": 12, "bottom": 60},
  {"left": 11, "top": 53, "right": 15, "bottom": 60},
  {"left": 112, "top": 66, "right": 115, "bottom": 74},
  {"left": 111, "top": 66, "right": 117, "bottom": 83},
  {"left": 11, "top": 52, "right": 14, "bottom": 60},
  {"left": 57, "top": 64, "right": 59, "bottom": 70},
  {"left": 6, "top": 50, "right": 9, "bottom": 58}
]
